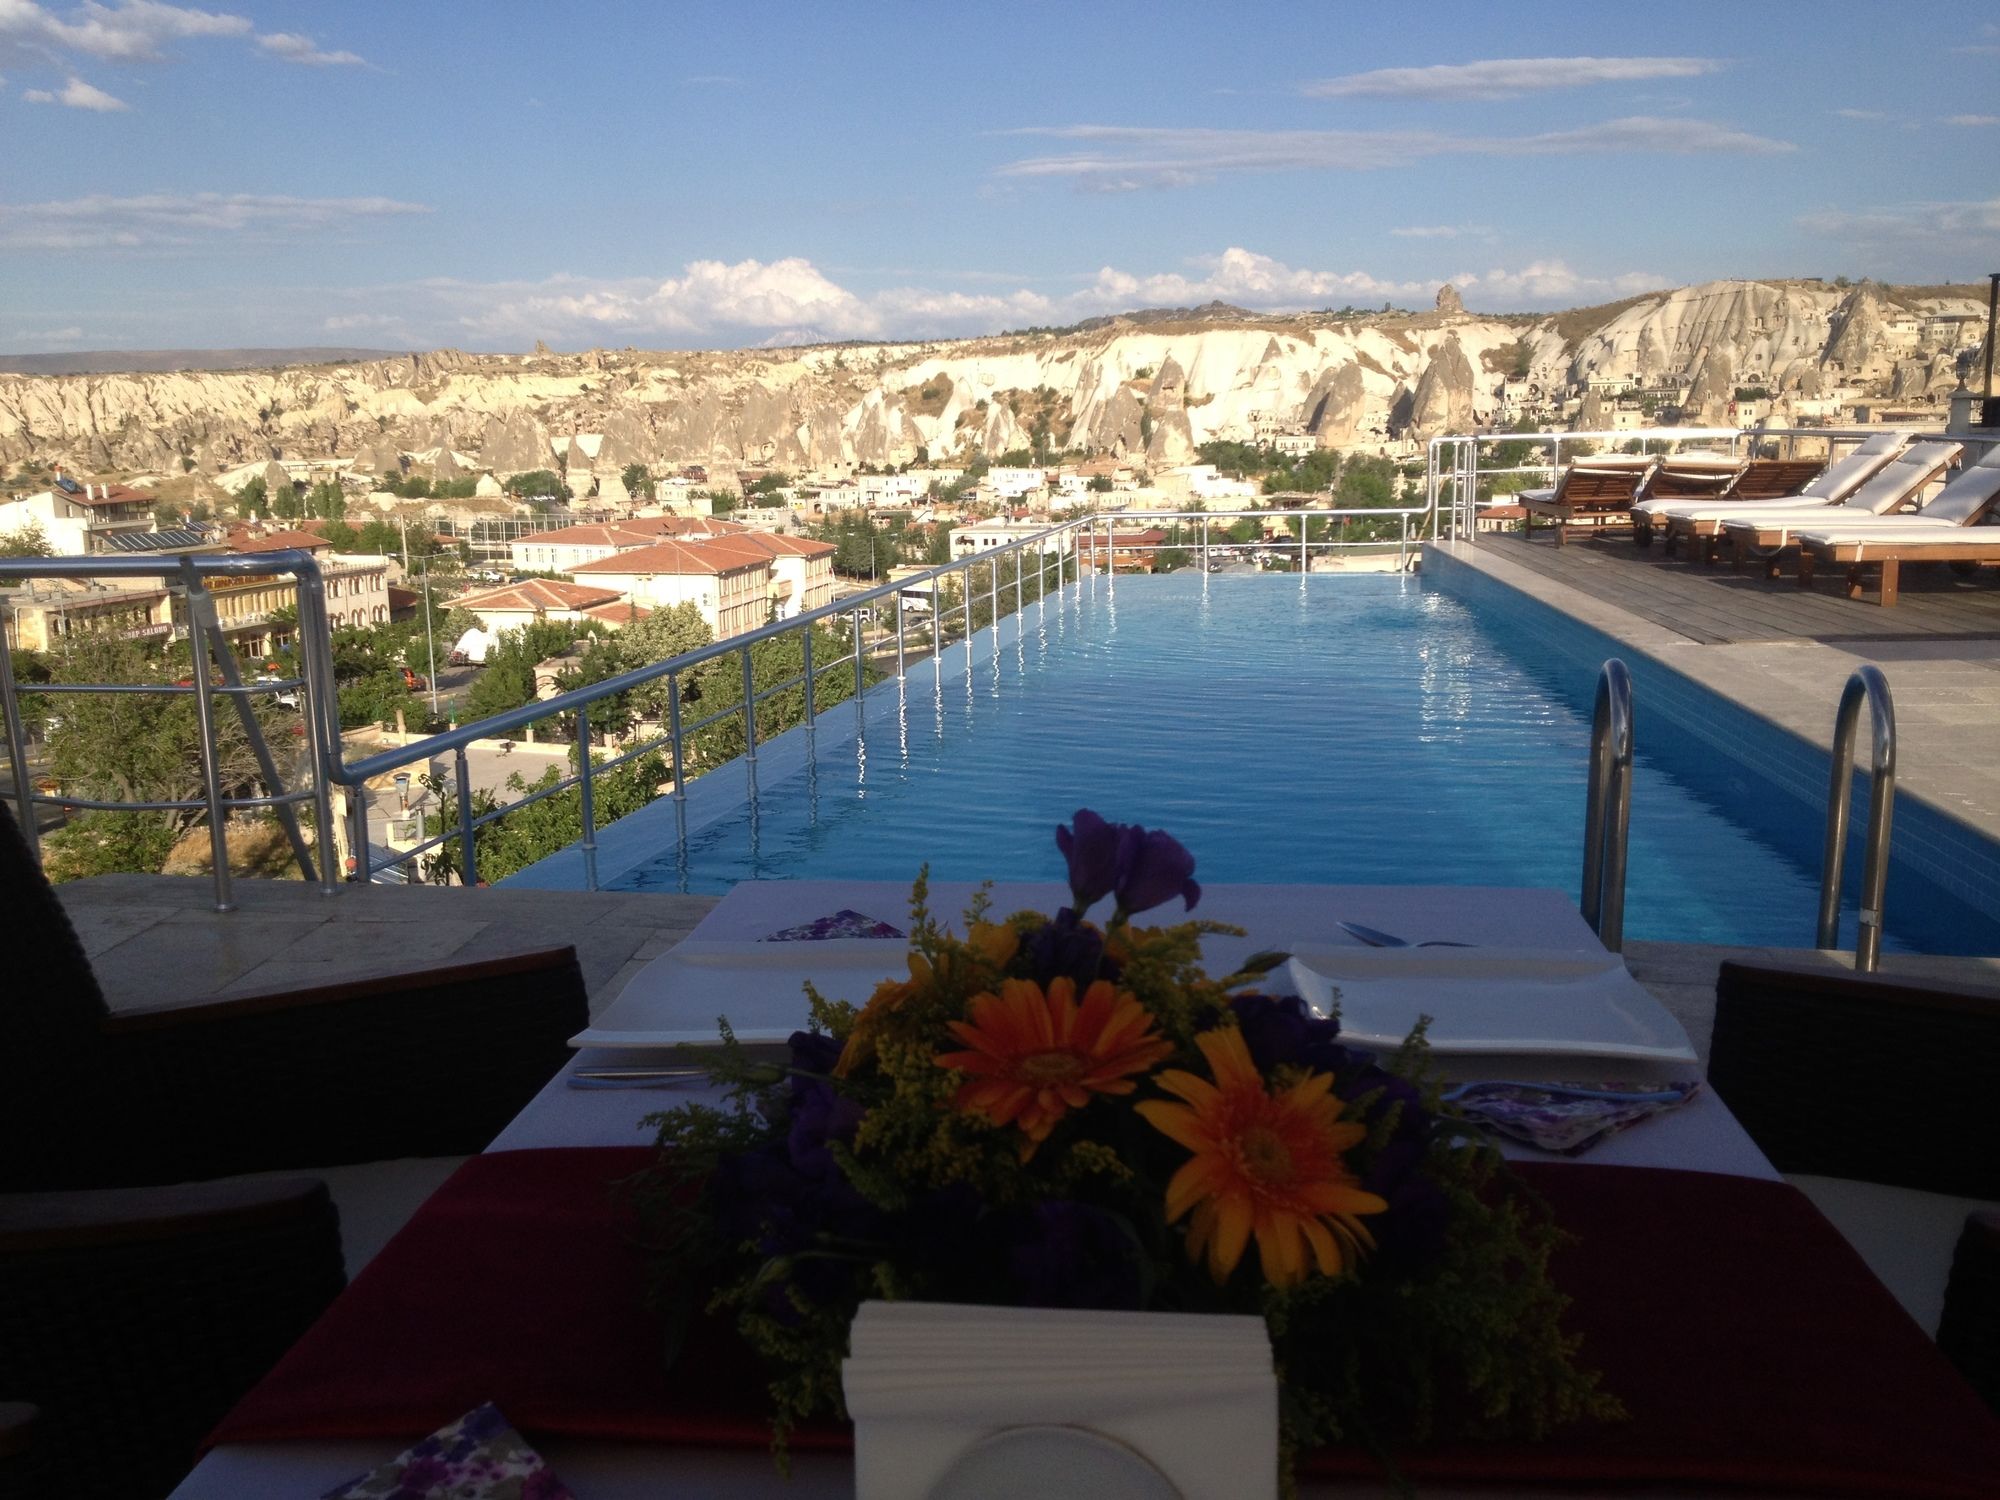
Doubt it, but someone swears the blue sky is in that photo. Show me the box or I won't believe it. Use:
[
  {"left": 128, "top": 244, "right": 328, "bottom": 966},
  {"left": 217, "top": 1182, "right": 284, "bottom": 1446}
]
[{"left": 3, "top": 0, "right": 1996, "bottom": 353}]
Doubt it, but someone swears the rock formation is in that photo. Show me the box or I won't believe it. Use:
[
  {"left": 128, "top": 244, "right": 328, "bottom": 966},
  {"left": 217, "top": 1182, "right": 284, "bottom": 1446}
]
[{"left": 0, "top": 279, "right": 1985, "bottom": 480}]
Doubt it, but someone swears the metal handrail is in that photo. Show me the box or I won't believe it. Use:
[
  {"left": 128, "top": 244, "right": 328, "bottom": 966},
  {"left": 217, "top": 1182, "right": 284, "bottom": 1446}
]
[
  {"left": 0, "top": 548, "right": 339, "bottom": 910},
  {"left": 1580, "top": 658, "right": 1633, "bottom": 951},
  {"left": 1817, "top": 665, "right": 1896, "bottom": 972}
]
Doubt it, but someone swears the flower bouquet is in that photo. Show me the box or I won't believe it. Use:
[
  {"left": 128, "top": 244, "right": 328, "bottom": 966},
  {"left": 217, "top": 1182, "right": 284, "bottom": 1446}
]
[{"left": 630, "top": 811, "right": 1618, "bottom": 1480}]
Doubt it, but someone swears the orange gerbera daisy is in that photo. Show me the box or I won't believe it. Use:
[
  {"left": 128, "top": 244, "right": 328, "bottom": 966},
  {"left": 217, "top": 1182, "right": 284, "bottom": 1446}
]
[
  {"left": 936, "top": 976, "right": 1173, "bottom": 1147},
  {"left": 1136, "top": 1027, "right": 1387, "bottom": 1287}
]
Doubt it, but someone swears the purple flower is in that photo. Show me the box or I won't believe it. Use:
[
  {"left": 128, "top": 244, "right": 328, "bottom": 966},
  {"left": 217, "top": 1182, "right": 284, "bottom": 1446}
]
[
  {"left": 1056, "top": 809, "right": 1125, "bottom": 909},
  {"left": 1115, "top": 826, "right": 1201, "bottom": 917},
  {"left": 1022, "top": 907, "right": 1115, "bottom": 988},
  {"left": 1055, "top": 809, "right": 1201, "bottom": 918},
  {"left": 1002, "top": 1200, "right": 1145, "bottom": 1310}
]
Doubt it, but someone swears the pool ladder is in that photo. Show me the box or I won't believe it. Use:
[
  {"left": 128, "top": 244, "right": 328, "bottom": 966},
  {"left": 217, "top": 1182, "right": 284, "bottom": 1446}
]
[{"left": 1818, "top": 666, "right": 1897, "bottom": 973}]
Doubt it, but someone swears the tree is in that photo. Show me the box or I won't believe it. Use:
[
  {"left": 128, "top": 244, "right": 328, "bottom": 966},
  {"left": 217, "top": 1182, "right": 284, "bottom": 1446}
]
[
  {"left": 271, "top": 484, "right": 303, "bottom": 520},
  {"left": 1, "top": 519, "right": 52, "bottom": 570},
  {"left": 236, "top": 476, "right": 269, "bottom": 518},
  {"left": 1087, "top": 475, "right": 1113, "bottom": 493},
  {"left": 306, "top": 480, "right": 347, "bottom": 520},
  {"left": 621, "top": 463, "right": 656, "bottom": 500},
  {"left": 504, "top": 470, "right": 570, "bottom": 501}
]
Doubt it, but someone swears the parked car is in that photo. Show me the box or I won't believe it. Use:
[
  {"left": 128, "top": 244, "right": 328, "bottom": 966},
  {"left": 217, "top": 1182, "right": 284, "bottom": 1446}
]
[{"left": 446, "top": 649, "right": 470, "bottom": 667}]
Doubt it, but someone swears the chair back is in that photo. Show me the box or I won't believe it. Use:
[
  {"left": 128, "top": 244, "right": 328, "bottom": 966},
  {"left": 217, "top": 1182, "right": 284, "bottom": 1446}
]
[
  {"left": 1727, "top": 458, "right": 1828, "bottom": 501},
  {"left": 1837, "top": 441, "right": 1965, "bottom": 514},
  {"left": 0, "top": 800, "right": 107, "bottom": 1054},
  {"left": 1709, "top": 961, "right": 2000, "bottom": 1199},
  {"left": 1914, "top": 444, "right": 2000, "bottom": 527},
  {"left": 1800, "top": 431, "right": 1909, "bottom": 502}
]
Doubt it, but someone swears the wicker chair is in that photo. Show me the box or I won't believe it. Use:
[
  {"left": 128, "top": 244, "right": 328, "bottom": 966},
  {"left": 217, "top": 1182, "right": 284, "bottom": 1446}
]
[
  {"left": 1, "top": 1176, "right": 346, "bottom": 1500},
  {"left": 1709, "top": 960, "right": 2000, "bottom": 1409},
  {"left": 0, "top": 797, "right": 590, "bottom": 1192}
]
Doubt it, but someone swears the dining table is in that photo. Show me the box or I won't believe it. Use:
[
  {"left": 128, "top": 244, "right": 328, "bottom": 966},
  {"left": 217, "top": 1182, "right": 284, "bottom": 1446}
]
[{"left": 169, "top": 881, "right": 2000, "bottom": 1499}]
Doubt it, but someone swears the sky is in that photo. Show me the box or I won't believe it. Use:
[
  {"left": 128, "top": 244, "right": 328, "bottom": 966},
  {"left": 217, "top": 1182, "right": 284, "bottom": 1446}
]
[{"left": 2, "top": 0, "right": 1997, "bottom": 354}]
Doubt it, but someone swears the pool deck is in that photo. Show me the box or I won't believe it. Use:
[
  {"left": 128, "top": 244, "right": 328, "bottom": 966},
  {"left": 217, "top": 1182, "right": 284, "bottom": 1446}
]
[{"left": 1438, "top": 534, "right": 2000, "bottom": 843}]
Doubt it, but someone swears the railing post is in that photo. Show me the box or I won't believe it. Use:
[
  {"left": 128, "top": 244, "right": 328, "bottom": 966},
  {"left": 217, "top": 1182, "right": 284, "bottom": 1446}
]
[
  {"left": 0, "top": 600, "right": 37, "bottom": 858},
  {"left": 668, "top": 671, "right": 687, "bottom": 802},
  {"left": 178, "top": 568, "right": 235, "bottom": 913},
  {"left": 931, "top": 576, "right": 941, "bottom": 681},
  {"left": 1580, "top": 659, "right": 1633, "bottom": 952},
  {"left": 1818, "top": 665, "right": 1896, "bottom": 971},
  {"left": 895, "top": 590, "right": 906, "bottom": 679},
  {"left": 853, "top": 606, "right": 866, "bottom": 701},
  {"left": 802, "top": 624, "right": 815, "bottom": 726},
  {"left": 741, "top": 646, "right": 758, "bottom": 761},
  {"left": 454, "top": 744, "right": 478, "bottom": 887},
  {"left": 1201, "top": 515, "right": 1210, "bottom": 571},
  {"left": 576, "top": 705, "right": 599, "bottom": 892}
]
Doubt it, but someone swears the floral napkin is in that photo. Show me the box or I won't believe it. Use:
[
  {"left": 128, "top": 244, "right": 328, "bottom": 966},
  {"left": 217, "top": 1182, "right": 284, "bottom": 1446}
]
[
  {"left": 762, "top": 908, "right": 906, "bottom": 941},
  {"left": 320, "top": 1402, "right": 573, "bottom": 1500},
  {"left": 1446, "top": 1080, "right": 1702, "bottom": 1156}
]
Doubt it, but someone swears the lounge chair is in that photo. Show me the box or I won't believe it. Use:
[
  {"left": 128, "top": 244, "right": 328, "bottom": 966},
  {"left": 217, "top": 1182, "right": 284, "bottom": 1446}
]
[
  {"left": 2, "top": 1175, "right": 347, "bottom": 1498},
  {"left": 1630, "top": 458, "right": 1828, "bottom": 548},
  {"left": 0, "top": 798, "right": 590, "bottom": 1192},
  {"left": 1707, "top": 960, "right": 2000, "bottom": 1411},
  {"left": 1790, "top": 446, "right": 2000, "bottom": 604},
  {"left": 1644, "top": 431, "right": 1909, "bottom": 561},
  {"left": 1521, "top": 455, "right": 1657, "bottom": 545},
  {"left": 1717, "top": 440, "right": 1969, "bottom": 578}
]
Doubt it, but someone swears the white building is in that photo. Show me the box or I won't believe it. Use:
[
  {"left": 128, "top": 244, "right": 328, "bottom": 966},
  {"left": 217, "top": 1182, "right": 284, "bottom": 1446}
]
[
  {"left": 949, "top": 520, "right": 1074, "bottom": 560},
  {"left": 0, "top": 476, "right": 158, "bottom": 555}
]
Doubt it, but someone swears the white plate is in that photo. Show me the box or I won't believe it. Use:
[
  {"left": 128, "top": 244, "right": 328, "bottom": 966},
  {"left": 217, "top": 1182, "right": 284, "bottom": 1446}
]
[
  {"left": 569, "top": 938, "right": 908, "bottom": 1049},
  {"left": 1282, "top": 945, "right": 1697, "bottom": 1063}
]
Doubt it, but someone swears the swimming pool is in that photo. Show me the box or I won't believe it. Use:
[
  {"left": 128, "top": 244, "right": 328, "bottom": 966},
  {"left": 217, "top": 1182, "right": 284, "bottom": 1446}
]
[{"left": 528, "top": 570, "right": 1999, "bottom": 953}]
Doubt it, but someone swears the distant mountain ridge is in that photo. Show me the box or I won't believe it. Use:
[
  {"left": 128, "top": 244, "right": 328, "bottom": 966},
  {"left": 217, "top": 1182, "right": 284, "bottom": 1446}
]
[
  {"left": 0, "top": 347, "right": 409, "bottom": 377},
  {"left": 0, "top": 280, "right": 1988, "bottom": 480}
]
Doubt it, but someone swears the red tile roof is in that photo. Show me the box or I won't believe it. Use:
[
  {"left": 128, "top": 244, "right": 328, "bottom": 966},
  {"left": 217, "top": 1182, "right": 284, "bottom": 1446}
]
[
  {"left": 582, "top": 601, "right": 653, "bottom": 625},
  {"left": 229, "top": 528, "right": 334, "bottom": 554},
  {"left": 571, "top": 538, "right": 767, "bottom": 577},
  {"left": 457, "top": 578, "right": 627, "bottom": 613}
]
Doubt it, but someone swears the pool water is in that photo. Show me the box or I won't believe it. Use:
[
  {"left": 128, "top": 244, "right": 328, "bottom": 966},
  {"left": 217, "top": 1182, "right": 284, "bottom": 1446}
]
[{"left": 594, "top": 572, "right": 1997, "bottom": 953}]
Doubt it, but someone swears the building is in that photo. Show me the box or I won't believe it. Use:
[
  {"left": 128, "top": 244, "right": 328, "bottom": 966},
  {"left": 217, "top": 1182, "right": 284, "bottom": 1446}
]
[
  {"left": 453, "top": 578, "right": 634, "bottom": 635},
  {"left": 0, "top": 474, "right": 159, "bottom": 555},
  {"left": 695, "top": 531, "right": 839, "bottom": 619},
  {"left": 570, "top": 538, "right": 773, "bottom": 639},
  {"left": 1078, "top": 527, "right": 1170, "bottom": 572},
  {"left": 507, "top": 516, "right": 751, "bottom": 574},
  {"left": 6, "top": 578, "right": 175, "bottom": 652},
  {"left": 214, "top": 530, "right": 393, "bottom": 653},
  {"left": 950, "top": 520, "right": 1073, "bottom": 560}
]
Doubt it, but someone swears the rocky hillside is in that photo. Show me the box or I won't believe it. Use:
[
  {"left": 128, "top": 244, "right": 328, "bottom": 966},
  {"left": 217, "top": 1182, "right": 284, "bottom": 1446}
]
[{"left": 0, "top": 280, "right": 1986, "bottom": 480}]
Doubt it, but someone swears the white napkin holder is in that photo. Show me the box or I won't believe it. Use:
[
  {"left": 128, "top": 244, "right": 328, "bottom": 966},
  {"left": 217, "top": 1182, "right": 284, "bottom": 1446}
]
[{"left": 842, "top": 1300, "right": 1277, "bottom": 1500}]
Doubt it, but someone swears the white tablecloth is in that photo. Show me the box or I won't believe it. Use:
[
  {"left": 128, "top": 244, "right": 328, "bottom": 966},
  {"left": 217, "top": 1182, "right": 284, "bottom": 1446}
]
[{"left": 173, "top": 881, "right": 1776, "bottom": 1500}]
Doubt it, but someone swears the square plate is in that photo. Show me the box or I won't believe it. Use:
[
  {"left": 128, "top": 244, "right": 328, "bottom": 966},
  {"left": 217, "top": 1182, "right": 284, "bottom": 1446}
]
[
  {"left": 1283, "top": 945, "right": 1697, "bottom": 1063},
  {"left": 569, "top": 938, "right": 907, "bottom": 1050}
]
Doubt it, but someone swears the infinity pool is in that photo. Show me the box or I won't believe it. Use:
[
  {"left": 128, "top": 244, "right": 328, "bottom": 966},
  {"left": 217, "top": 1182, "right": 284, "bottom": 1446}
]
[{"left": 563, "top": 571, "right": 1996, "bottom": 953}]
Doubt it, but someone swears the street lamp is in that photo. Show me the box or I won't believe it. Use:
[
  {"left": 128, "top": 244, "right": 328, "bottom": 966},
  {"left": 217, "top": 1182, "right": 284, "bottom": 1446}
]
[{"left": 394, "top": 771, "right": 411, "bottom": 811}]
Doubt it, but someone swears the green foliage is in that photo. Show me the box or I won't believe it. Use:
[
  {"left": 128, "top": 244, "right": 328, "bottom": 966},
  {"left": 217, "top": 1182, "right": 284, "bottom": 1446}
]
[
  {"left": 235, "top": 475, "right": 269, "bottom": 518},
  {"left": 460, "top": 619, "right": 583, "bottom": 721},
  {"left": 994, "top": 449, "right": 1034, "bottom": 468},
  {"left": 1260, "top": 448, "right": 1340, "bottom": 495},
  {"left": 40, "top": 810, "right": 180, "bottom": 883},
  {"left": 270, "top": 483, "right": 303, "bottom": 520},
  {"left": 424, "top": 751, "right": 670, "bottom": 885},
  {"left": 306, "top": 480, "right": 347, "bottom": 520},
  {"left": 1, "top": 519, "right": 52, "bottom": 568},
  {"left": 923, "top": 522, "right": 953, "bottom": 565},
  {"left": 1087, "top": 474, "right": 1114, "bottom": 493},
  {"left": 504, "top": 469, "right": 571, "bottom": 501},
  {"left": 1733, "top": 386, "right": 1771, "bottom": 402},
  {"left": 622, "top": 463, "right": 656, "bottom": 499}
]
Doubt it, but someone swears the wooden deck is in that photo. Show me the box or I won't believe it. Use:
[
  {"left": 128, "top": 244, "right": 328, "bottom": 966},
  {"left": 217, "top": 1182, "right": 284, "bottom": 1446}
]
[{"left": 1479, "top": 530, "right": 2000, "bottom": 647}]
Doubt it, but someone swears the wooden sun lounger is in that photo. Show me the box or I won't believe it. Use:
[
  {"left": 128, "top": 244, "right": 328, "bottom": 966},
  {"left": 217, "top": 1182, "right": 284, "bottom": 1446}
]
[
  {"left": 1643, "top": 433, "right": 1910, "bottom": 561},
  {"left": 1652, "top": 461, "right": 1833, "bottom": 559},
  {"left": 1721, "top": 443, "right": 1966, "bottom": 577},
  {"left": 1521, "top": 461, "right": 1656, "bottom": 546},
  {"left": 1797, "top": 532, "right": 2000, "bottom": 606}
]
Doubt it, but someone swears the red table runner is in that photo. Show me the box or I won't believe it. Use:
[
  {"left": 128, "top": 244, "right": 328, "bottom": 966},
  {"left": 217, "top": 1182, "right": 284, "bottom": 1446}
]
[{"left": 211, "top": 1147, "right": 2000, "bottom": 1496}]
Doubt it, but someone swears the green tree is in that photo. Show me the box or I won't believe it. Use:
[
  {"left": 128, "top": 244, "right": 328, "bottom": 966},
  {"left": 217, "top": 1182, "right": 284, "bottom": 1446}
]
[
  {"left": 236, "top": 476, "right": 270, "bottom": 519},
  {"left": 504, "top": 470, "right": 570, "bottom": 501},
  {"left": 271, "top": 483, "right": 303, "bottom": 520},
  {"left": 621, "top": 463, "right": 656, "bottom": 500},
  {"left": 306, "top": 480, "right": 348, "bottom": 520},
  {"left": 1, "top": 519, "right": 53, "bottom": 571}
]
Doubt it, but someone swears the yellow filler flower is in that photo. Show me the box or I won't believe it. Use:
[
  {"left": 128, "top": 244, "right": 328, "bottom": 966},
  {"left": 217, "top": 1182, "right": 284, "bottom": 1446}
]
[
  {"left": 936, "top": 976, "right": 1173, "bottom": 1146},
  {"left": 1138, "top": 1027, "right": 1387, "bottom": 1287}
]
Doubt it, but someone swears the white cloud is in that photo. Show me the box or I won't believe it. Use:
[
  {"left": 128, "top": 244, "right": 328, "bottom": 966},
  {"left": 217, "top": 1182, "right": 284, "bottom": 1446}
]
[
  {"left": 257, "top": 31, "right": 363, "bottom": 66},
  {"left": 997, "top": 116, "right": 1791, "bottom": 190},
  {"left": 1796, "top": 196, "right": 2000, "bottom": 256},
  {"left": 1390, "top": 224, "right": 1486, "bottom": 239},
  {"left": 0, "top": 0, "right": 249, "bottom": 63},
  {"left": 1304, "top": 56, "right": 1723, "bottom": 101},
  {"left": 0, "top": 191, "right": 429, "bottom": 249},
  {"left": 337, "top": 247, "right": 1663, "bottom": 349},
  {"left": 21, "top": 73, "right": 123, "bottom": 106},
  {"left": 1944, "top": 113, "right": 2000, "bottom": 126},
  {"left": 9, "top": 323, "right": 84, "bottom": 342},
  {"left": 1834, "top": 108, "right": 1887, "bottom": 120}
]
